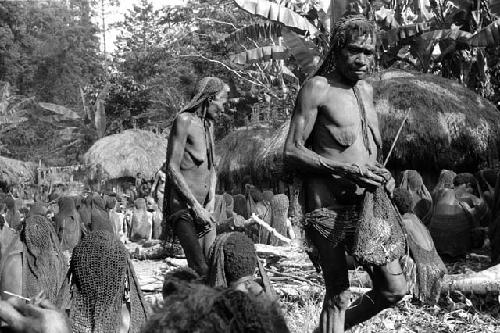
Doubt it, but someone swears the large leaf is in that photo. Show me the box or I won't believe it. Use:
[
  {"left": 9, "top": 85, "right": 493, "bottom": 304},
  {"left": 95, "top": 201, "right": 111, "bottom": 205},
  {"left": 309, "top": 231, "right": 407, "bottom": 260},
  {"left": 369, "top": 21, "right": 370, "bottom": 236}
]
[
  {"left": 468, "top": 20, "right": 500, "bottom": 47},
  {"left": 233, "top": 0, "right": 318, "bottom": 36},
  {"left": 223, "top": 22, "right": 283, "bottom": 44},
  {"left": 38, "top": 102, "right": 80, "bottom": 120},
  {"left": 491, "top": 0, "right": 500, "bottom": 16},
  {"left": 419, "top": 28, "right": 473, "bottom": 44},
  {"left": 281, "top": 29, "right": 320, "bottom": 75},
  {"left": 0, "top": 115, "right": 28, "bottom": 125},
  {"left": 411, "top": 20, "right": 500, "bottom": 48},
  {"left": 379, "top": 22, "right": 431, "bottom": 49},
  {"left": 375, "top": 7, "right": 399, "bottom": 30},
  {"left": 230, "top": 45, "right": 288, "bottom": 64}
]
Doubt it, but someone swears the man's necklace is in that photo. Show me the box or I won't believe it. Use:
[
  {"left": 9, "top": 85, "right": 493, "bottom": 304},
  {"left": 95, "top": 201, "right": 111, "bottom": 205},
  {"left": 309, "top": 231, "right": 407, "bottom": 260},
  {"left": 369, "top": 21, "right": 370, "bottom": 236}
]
[{"left": 352, "top": 85, "right": 372, "bottom": 155}]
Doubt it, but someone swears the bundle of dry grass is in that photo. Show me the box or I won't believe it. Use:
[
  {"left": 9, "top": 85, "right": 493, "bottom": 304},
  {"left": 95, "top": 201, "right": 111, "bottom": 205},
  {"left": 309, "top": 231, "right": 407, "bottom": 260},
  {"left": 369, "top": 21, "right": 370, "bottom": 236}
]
[
  {"left": 255, "top": 121, "right": 290, "bottom": 180},
  {"left": 83, "top": 129, "right": 168, "bottom": 180},
  {"left": 0, "top": 156, "right": 36, "bottom": 185},
  {"left": 216, "top": 125, "right": 273, "bottom": 187}
]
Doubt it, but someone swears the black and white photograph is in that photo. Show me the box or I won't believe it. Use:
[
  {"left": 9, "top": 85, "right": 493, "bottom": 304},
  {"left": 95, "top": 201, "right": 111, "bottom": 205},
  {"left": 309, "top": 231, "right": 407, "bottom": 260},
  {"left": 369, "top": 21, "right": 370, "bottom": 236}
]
[{"left": 0, "top": 0, "right": 499, "bottom": 332}]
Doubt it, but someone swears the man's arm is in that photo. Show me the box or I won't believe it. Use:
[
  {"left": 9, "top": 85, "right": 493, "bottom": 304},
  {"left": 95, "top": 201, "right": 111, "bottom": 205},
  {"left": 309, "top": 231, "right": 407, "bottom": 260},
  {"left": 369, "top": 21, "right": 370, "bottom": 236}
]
[
  {"left": 166, "top": 114, "right": 211, "bottom": 221},
  {"left": 283, "top": 77, "right": 385, "bottom": 187},
  {"left": 204, "top": 123, "right": 217, "bottom": 214},
  {"left": 205, "top": 169, "right": 217, "bottom": 214},
  {"left": 151, "top": 172, "right": 160, "bottom": 198}
]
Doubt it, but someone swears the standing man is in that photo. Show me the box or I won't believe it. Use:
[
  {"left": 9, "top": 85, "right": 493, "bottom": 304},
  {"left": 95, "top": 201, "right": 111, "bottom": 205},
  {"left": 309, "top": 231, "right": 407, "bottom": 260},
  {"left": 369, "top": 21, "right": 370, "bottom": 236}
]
[
  {"left": 152, "top": 163, "right": 166, "bottom": 211},
  {"left": 164, "top": 77, "right": 229, "bottom": 278},
  {"left": 284, "top": 15, "right": 405, "bottom": 333}
]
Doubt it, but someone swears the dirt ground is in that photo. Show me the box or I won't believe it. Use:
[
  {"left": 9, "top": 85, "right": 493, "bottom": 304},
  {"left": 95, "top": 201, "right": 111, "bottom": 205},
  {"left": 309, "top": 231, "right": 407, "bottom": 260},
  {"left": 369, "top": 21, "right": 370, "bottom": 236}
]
[{"left": 128, "top": 243, "right": 500, "bottom": 333}]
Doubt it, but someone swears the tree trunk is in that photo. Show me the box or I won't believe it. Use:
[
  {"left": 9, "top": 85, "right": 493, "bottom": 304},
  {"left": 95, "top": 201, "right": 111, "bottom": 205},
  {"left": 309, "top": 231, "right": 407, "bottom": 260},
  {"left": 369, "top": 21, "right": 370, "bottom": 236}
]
[{"left": 349, "top": 264, "right": 500, "bottom": 295}]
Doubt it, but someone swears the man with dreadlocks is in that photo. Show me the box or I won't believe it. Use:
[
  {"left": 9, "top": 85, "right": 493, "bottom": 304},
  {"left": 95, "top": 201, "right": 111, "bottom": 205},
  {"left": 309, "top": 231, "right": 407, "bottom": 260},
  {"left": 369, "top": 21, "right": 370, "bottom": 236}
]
[
  {"left": 164, "top": 77, "right": 229, "bottom": 278},
  {"left": 284, "top": 15, "right": 405, "bottom": 333}
]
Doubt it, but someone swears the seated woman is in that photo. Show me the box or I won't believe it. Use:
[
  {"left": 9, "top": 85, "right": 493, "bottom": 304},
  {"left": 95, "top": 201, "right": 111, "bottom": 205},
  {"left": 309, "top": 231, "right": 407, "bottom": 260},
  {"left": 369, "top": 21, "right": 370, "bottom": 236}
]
[
  {"left": 0, "top": 215, "right": 66, "bottom": 305},
  {"left": 429, "top": 183, "right": 476, "bottom": 259},
  {"left": 431, "top": 170, "right": 456, "bottom": 203},
  {"left": 475, "top": 169, "right": 497, "bottom": 210},
  {"left": 453, "top": 173, "right": 490, "bottom": 228},
  {"left": 392, "top": 188, "right": 447, "bottom": 304},
  {"left": 153, "top": 266, "right": 289, "bottom": 333},
  {"left": 0, "top": 266, "right": 288, "bottom": 333},
  {"left": 399, "top": 170, "right": 433, "bottom": 225},
  {"left": 61, "top": 230, "right": 150, "bottom": 333},
  {"left": 206, "top": 232, "right": 275, "bottom": 301}
]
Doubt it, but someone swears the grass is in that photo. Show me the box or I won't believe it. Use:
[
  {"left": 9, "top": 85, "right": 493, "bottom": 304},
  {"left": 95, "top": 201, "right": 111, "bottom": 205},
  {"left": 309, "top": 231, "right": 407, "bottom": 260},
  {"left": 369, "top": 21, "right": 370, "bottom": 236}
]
[
  {"left": 283, "top": 290, "right": 322, "bottom": 333},
  {"left": 282, "top": 290, "right": 499, "bottom": 333}
]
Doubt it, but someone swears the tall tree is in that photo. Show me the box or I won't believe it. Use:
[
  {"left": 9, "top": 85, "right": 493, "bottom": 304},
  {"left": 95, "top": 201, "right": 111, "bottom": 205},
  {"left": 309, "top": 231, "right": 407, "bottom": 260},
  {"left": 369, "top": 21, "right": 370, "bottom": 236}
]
[{"left": 0, "top": 0, "right": 103, "bottom": 105}]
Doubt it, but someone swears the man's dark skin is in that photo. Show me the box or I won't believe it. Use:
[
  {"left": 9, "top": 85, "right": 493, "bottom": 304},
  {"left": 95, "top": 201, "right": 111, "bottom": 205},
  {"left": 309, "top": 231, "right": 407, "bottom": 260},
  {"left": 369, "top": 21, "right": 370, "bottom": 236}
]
[
  {"left": 166, "top": 84, "right": 229, "bottom": 277},
  {"left": 284, "top": 28, "right": 405, "bottom": 332}
]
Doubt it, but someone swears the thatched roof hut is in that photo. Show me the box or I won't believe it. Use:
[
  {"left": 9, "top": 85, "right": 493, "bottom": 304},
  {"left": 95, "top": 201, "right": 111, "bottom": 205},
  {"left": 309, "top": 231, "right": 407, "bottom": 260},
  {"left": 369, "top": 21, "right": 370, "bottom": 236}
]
[
  {"left": 0, "top": 156, "right": 36, "bottom": 185},
  {"left": 83, "top": 129, "right": 168, "bottom": 180},
  {"left": 216, "top": 125, "right": 274, "bottom": 190},
  {"left": 371, "top": 70, "right": 500, "bottom": 172},
  {"left": 255, "top": 70, "right": 500, "bottom": 180}
]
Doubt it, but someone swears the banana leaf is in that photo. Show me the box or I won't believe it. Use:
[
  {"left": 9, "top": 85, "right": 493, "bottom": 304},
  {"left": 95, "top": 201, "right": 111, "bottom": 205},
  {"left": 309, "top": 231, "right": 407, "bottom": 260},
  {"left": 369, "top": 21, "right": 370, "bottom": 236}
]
[
  {"left": 379, "top": 22, "right": 431, "bottom": 49},
  {"left": 492, "top": 0, "right": 500, "bottom": 16},
  {"left": 0, "top": 115, "right": 27, "bottom": 125},
  {"left": 224, "top": 22, "right": 283, "bottom": 44},
  {"left": 281, "top": 29, "right": 319, "bottom": 75},
  {"left": 233, "top": 0, "right": 318, "bottom": 36},
  {"left": 230, "top": 45, "right": 288, "bottom": 65},
  {"left": 468, "top": 19, "right": 500, "bottom": 47},
  {"left": 421, "top": 28, "right": 473, "bottom": 43},
  {"left": 38, "top": 102, "right": 80, "bottom": 120}
]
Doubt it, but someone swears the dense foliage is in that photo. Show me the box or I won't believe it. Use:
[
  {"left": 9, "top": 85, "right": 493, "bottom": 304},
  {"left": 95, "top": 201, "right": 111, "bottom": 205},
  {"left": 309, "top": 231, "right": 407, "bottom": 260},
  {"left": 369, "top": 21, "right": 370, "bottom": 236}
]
[
  {"left": 1, "top": 0, "right": 500, "bottom": 165},
  {"left": 0, "top": 0, "right": 103, "bottom": 105}
]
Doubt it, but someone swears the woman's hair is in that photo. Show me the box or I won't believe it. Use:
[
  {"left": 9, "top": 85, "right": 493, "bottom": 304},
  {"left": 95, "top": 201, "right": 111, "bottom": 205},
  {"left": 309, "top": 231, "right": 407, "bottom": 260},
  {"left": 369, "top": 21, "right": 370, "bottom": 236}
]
[{"left": 149, "top": 268, "right": 290, "bottom": 333}]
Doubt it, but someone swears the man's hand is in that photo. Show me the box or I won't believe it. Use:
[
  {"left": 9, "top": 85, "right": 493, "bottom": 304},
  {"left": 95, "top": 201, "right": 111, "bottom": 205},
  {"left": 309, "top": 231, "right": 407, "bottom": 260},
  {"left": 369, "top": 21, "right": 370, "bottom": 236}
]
[
  {"left": 385, "top": 177, "right": 396, "bottom": 197},
  {"left": 346, "top": 163, "right": 386, "bottom": 188},
  {"left": 370, "top": 163, "right": 393, "bottom": 181},
  {"left": 193, "top": 205, "right": 215, "bottom": 227},
  {"left": 0, "top": 297, "right": 71, "bottom": 333}
]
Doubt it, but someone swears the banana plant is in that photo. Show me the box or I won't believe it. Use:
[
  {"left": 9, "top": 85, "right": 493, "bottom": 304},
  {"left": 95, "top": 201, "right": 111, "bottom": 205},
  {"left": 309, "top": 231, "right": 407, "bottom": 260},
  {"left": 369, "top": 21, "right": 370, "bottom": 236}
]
[
  {"left": 233, "top": 0, "right": 320, "bottom": 36},
  {"left": 225, "top": 0, "right": 326, "bottom": 81}
]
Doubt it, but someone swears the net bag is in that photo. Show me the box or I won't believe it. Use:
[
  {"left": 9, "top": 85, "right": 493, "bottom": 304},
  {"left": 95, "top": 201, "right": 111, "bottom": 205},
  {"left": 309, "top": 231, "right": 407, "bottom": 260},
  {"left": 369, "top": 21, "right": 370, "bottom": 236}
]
[{"left": 353, "top": 186, "right": 406, "bottom": 266}]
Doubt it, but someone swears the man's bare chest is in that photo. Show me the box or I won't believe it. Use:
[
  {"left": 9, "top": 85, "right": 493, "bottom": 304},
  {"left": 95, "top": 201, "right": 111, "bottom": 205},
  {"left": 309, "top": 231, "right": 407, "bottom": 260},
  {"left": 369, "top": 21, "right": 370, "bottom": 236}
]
[
  {"left": 182, "top": 120, "right": 212, "bottom": 167},
  {"left": 319, "top": 89, "right": 375, "bottom": 126},
  {"left": 313, "top": 87, "right": 380, "bottom": 149}
]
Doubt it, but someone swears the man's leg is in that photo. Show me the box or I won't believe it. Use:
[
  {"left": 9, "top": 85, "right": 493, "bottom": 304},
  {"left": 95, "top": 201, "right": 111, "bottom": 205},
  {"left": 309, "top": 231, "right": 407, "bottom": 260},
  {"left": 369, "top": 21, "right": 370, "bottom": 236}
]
[
  {"left": 199, "top": 225, "right": 216, "bottom": 259},
  {"left": 173, "top": 214, "right": 209, "bottom": 277},
  {"left": 344, "top": 259, "right": 407, "bottom": 329},
  {"left": 307, "top": 228, "right": 350, "bottom": 333}
]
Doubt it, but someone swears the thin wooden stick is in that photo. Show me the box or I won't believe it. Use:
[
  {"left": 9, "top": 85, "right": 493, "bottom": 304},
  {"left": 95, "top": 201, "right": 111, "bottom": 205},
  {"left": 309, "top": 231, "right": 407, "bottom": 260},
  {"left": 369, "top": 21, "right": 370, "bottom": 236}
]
[
  {"left": 3, "top": 291, "right": 30, "bottom": 302},
  {"left": 383, "top": 108, "right": 411, "bottom": 167},
  {"left": 267, "top": 269, "right": 322, "bottom": 287},
  {"left": 250, "top": 214, "right": 291, "bottom": 243}
]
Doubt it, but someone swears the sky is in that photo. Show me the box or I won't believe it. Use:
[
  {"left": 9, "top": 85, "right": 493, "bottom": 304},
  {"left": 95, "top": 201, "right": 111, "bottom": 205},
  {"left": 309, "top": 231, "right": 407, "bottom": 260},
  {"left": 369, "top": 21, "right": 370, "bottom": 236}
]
[{"left": 97, "top": 0, "right": 187, "bottom": 54}]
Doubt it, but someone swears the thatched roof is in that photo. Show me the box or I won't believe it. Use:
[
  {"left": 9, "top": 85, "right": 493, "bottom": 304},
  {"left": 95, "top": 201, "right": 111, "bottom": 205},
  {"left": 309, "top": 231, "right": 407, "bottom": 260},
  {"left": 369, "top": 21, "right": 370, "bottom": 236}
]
[
  {"left": 215, "top": 125, "right": 274, "bottom": 187},
  {"left": 254, "top": 70, "right": 500, "bottom": 178},
  {"left": 370, "top": 70, "right": 500, "bottom": 171},
  {"left": 0, "top": 156, "right": 36, "bottom": 185},
  {"left": 83, "top": 129, "right": 168, "bottom": 180}
]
